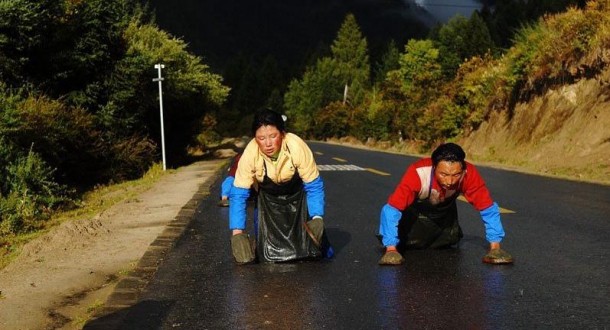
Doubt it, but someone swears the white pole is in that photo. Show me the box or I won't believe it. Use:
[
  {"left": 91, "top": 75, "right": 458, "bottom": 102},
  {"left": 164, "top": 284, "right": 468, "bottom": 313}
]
[{"left": 153, "top": 64, "right": 167, "bottom": 171}]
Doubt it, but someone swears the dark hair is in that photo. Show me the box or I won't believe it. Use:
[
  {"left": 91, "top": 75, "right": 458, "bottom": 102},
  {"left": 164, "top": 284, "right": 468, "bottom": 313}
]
[
  {"left": 431, "top": 143, "right": 466, "bottom": 169},
  {"left": 251, "top": 109, "right": 286, "bottom": 136}
]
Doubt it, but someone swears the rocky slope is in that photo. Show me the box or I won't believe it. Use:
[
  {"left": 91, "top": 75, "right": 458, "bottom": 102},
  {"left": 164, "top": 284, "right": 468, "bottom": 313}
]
[{"left": 459, "top": 65, "right": 610, "bottom": 185}]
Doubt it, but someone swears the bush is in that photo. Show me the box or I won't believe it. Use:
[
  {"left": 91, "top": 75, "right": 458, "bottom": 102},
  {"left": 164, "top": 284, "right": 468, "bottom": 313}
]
[{"left": 0, "top": 148, "right": 70, "bottom": 235}]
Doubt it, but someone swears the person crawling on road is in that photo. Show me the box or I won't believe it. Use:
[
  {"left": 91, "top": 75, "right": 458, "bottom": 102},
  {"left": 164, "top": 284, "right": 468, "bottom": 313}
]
[
  {"left": 228, "top": 109, "right": 332, "bottom": 264},
  {"left": 377, "top": 142, "right": 513, "bottom": 265}
]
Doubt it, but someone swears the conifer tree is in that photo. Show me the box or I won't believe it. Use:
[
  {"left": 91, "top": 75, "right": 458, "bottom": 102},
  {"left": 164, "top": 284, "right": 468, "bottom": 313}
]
[
  {"left": 284, "top": 13, "right": 371, "bottom": 136},
  {"left": 330, "top": 13, "right": 371, "bottom": 105}
]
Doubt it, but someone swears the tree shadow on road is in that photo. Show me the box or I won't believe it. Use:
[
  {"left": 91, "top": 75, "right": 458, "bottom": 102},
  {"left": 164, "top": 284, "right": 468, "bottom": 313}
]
[{"left": 83, "top": 299, "right": 175, "bottom": 330}]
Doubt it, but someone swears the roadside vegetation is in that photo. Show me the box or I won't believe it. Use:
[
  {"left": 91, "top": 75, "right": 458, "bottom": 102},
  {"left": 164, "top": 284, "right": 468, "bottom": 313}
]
[
  {"left": 282, "top": 1, "right": 608, "bottom": 150},
  {"left": 0, "top": 0, "right": 228, "bottom": 262}
]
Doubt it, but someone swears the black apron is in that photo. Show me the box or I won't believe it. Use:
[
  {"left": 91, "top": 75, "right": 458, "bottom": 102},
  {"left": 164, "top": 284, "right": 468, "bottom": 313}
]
[
  {"left": 256, "top": 164, "right": 321, "bottom": 262},
  {"left": 398, "top": 169, "right": 464, "bottom": 250}
]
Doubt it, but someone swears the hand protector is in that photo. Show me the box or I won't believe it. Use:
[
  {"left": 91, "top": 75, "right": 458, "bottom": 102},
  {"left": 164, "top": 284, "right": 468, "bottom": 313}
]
[
  {"left": 482, "top": 248, "right": 514, "bottom": 264},
  {"left": 378, "top": 250, "right": 405, "bottom": 265},
  {"left": 305, "top": 217, "right": 324, "bottom": 247},
  {"left": 231, "top": 233, "right": 255, "bottom": 264}
]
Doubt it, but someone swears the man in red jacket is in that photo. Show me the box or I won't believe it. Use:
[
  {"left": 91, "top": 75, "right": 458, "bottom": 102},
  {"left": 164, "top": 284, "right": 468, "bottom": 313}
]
[{"left": 378, "top": 143, "right": 513, "bottom": 265}]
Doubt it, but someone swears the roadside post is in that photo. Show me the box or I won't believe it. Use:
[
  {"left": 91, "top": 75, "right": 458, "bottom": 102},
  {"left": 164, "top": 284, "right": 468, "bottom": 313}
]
[{"left": 153, "top": 64, "right": 167, "bottom": 171}]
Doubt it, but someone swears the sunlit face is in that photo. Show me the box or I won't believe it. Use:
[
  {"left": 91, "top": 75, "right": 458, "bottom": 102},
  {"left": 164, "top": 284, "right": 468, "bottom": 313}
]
[
  {"left": 255, "top": 125, "right": 284, "bottom": 157},
  {"left": 434, "top": 160, "right": 464, "bottom": 190}
]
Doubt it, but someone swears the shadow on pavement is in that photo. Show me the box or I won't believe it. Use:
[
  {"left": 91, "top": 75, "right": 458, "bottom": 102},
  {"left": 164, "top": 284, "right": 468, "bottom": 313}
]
[{"left": 83, "top": 300, "right": 175, "bottom": 330}]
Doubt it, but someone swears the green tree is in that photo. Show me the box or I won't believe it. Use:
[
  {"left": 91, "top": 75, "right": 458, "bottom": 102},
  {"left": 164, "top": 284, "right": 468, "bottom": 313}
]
[
  {"left": 121, "top": 21, "right": 229, "bottom": 162},
  {"left": 373, "top": 39, "right": 401, "bottom": 85},
  {"left": 432, "top": 12, "right": 494, "bottom": 78},
  {"left": 0, "top": 0, "right": 64, "bottom": 86},
  {"left": 396, "top": 39, "right": 442, "bottom": 98},
  {"left": 283, "top": 13, "right": 371, "bottom": 136},
  {"left": 330, "top": 13, "right": 371, "bottom": 105},
  {"left": 284, "top": 57, "right": 340, "bottom": 135}
]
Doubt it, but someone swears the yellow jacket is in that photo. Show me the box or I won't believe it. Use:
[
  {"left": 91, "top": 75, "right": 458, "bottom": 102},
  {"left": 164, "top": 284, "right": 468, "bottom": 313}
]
[{"left": 233, "top": 133, "right": 320, "bottom": 189}]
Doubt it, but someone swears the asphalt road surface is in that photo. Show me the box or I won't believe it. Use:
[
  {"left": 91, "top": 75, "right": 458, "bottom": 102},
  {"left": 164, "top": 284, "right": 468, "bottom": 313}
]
[{"left": 89, "top": 142, "right": 610, "bottom": 329}]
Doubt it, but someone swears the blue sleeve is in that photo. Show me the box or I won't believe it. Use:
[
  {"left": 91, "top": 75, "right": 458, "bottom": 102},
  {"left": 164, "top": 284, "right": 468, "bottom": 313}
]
[
  {"left": 229, "top": 186, "right": 250, "bottom": 230},
  {"left": 379, "top": 203, "right": 402, "bottom": 246},
  {"left": 480, "top": 202, "right": 505, "bottom": 242},
  {"left": 303, "top": 176, "right": 325, "bottom": 218},
  {"left": 220, "top": 176, "right": 235, "bottom": 198}
]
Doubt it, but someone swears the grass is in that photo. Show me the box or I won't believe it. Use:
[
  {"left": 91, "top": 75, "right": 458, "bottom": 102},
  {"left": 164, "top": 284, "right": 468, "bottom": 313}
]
[
  {"left": 0, "top": 163, "right": 169, "bottom": 270},
  {"left": 71, "top": 299, "right": 106, "bottom": 329}
]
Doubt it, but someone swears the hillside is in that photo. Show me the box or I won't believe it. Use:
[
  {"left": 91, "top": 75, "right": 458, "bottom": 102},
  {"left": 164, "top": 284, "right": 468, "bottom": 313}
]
[{"left": 459, "top": 66, "right": 610, "bottom": 185}]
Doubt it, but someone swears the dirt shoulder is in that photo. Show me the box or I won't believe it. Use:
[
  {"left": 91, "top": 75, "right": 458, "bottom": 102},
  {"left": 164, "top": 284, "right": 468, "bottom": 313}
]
[{"left": 0, "top": 159, "right": 228, "bottom": 330}]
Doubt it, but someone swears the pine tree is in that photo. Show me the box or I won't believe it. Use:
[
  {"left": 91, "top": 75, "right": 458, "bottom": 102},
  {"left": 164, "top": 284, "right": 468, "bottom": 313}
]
[{"left": 330, "top": 13, "right": 370, "bottom": 105}]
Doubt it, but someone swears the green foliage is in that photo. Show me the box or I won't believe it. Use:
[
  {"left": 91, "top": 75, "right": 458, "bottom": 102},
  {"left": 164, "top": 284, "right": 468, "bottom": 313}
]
[
  {"left": 0, "top": 0, "right": 64, "bottom": 84},
  {"left": 123, "top": 21, "right": 229, "bottom": 150},
  {"left": 312, "top": 101, "right": 351, "bottom": 139},
  {"left": 284, "top": 13, "right": 371, "bottom": 137},
  {"left": 373, "top": 40, "right": 400, "bottom": 85},
  {"left": 0, "top": 1, "right": 230, "bottom": 238},
  {"left": 0, "top": 145, "right": 70, "bottom": 235},
  {"left": 431, "top": 12, "right": 494, "bottom": 78},
  {"left": 0, "top": 86, "right": 106, "bottom": 186},
  {"left": 480, "top": 0, "right": 585, "bottom": 49},
  {"left": 396, "top": 39, "right": 442, "bottom": 101},
  {"left": 284, "top": 57, "right": 342, "bottom": 136},
  {"left": 507, "top": 1, "right": 610, "bottom": 97},
  {"left": 330, "top": 13, "right": 371, "bottom": 105},
  {"left": 452, "top": 55, "right": 514, "bottom": 131}
]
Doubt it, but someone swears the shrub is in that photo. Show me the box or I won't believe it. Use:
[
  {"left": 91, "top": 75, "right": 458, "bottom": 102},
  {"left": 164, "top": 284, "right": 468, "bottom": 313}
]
[{"left": 0, "top": 148, "right": 70, "bottom": 235}]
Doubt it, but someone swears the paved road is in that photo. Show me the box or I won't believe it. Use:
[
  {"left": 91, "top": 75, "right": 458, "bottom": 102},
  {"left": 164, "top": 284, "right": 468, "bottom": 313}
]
[{"left": 87, "top": 142, "right": 610, "bottom": 329}]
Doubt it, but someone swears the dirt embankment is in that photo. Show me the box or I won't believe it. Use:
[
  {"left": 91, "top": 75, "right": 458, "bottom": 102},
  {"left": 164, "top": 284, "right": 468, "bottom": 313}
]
[
  {"left": 458, "top": 66, "right": 610, "bottom": 185},
  {"left": 331, "top": 66, "right": 610, "bottom": 185}
]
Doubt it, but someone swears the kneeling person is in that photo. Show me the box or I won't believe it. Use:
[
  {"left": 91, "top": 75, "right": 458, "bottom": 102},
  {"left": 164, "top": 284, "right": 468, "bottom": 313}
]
[
  {"left": 378, "top": 143, "right": 513, "bottom": 265},
  {"left": 229, "top": 109, "right": 328, "bottom": 264}
]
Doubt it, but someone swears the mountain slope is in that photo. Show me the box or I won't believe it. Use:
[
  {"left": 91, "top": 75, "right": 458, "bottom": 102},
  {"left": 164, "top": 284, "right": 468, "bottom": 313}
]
[{"left": 459, "top": 66, "right": 610, "bottom": 184}]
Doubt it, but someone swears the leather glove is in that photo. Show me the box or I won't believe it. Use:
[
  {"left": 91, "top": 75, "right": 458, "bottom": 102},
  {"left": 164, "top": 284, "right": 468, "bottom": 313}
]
[
  {"left": 230, "top": 233, "right": 255, "bottom": 264},
  {"left": 379, "top": 250, "right": 405, "bottom": 265},
  {"left": 482, "top": 248, "right": 514, "bottom": 264},
  {"left": 305, "top": 217, "right": 324, "bottom": 247}
]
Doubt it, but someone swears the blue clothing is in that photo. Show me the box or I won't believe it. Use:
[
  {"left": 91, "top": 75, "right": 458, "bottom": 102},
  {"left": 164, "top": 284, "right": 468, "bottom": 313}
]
[
  {"left": 229, "top": 186, "right": 251, "bottom": 230},
  {"left": 303, "top": 176, "right": 325, "bottom": 218},
  {"left": 479, "top": 202, "right": 505, "bottom": 242},
  {"left": 379, "top": 204, "right": 402, "bottom": 247},
  {"left": 220, "top": 176, "right": 235, "bottom": 198}
]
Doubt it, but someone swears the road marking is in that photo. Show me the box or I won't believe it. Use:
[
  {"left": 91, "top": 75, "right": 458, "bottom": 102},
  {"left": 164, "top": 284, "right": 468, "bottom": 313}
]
[
  {"left": 318, "top": 164, "right": 365, "bottom": 171},
  {"left": 457, "top": 196, "right": 515, "bottom": 214},
  {"left": 332, "top": 157, "right": 347, "bottom": 162},
  {"left": 364, "top": 168, "right": 391, "bottom": 176},
  {"left": 317, "top": 164, "right": 390, "bottom": 176},
  {"left": 315, "top": 151, "right": 324, "bottom": 156}
]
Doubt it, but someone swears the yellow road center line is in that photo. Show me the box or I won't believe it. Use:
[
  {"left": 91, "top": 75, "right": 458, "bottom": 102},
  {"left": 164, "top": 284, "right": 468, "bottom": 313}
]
[
  {"left": 457, "top": 196, "right": 515, "bottom": 214},
  {"left": 365, "top": 168, "right": 391, "bottom": 176},
  {"left": 332, "top": 157, "right": 347, "bottom": 162}
]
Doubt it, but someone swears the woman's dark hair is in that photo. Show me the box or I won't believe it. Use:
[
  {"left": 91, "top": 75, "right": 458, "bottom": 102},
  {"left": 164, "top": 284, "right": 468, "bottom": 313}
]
[
  {"left": 251, "top": 109, "right": 285, "bottom": 136},
  {"left": 431, "top": 143, "right": 466, "bottom": 169}
]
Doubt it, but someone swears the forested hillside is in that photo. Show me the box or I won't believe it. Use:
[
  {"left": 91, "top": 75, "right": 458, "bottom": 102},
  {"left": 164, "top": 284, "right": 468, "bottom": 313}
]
[
  {"left": 0, "top": 0, "right": 228, "bottom": 237},
  {"left": 146, "top": 0, "right": 588, "bottom": 136}
]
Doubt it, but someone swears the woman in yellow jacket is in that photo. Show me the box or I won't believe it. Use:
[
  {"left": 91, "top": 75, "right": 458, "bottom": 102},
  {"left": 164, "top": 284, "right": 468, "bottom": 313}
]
[{"left": 228, "top": 109, "right": 328, "bottom": 264}]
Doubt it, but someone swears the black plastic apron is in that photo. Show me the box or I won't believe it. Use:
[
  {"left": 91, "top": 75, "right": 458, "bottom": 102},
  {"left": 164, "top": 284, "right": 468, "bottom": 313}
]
[
  {"left": 256, "top": 164, "right": 321, "bottom": 262},
  {"left": 398, "top": 169, "right": 463, "bottom": 250}
]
